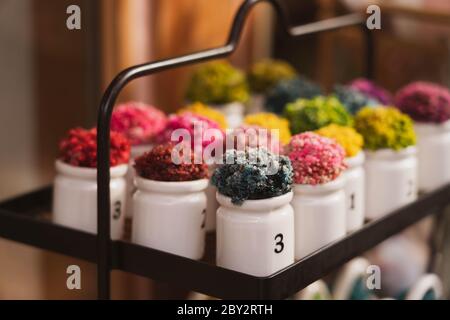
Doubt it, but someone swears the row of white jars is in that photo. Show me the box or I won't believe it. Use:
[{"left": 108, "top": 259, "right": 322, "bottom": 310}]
[
  {"left": 125, "top": 119, "right": 450, "bottom": 236},
  {"left": 217, "top": 147, "right": 420, "bottom": 277},
  {"left": 52, "top": 144, "right": 419, "bottom": 278}
]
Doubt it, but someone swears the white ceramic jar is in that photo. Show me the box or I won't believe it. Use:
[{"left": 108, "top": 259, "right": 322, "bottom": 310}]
[
  {"left": 343, "top": 152, "right": 365, "bottom": 233},
  {"left": 132, "top": 177, "right": 208, "bottom": 260},
  {"left": 211, "top": 102, "right": 244, "bottom": 129},
  {"left": 405, "top": 274, "right": 443, "bottom": 300},
  {"left": 365, "top": 146, "right": 418, "bottom": 220},
  {"left": 247, "top": 94, "right": 266, "bottom": 114},
  {"left": 53, "top": 160, "right": 127, "bottom": 240},
  {"left": 332, "top": 257, "right": 371, "bottom": 300},
  {"left": 415, "top": 120, "right": 450, "bottom": 192},
  {"left": 216, "top": 192, "right": 294, "bottom": 277},
  {"left": 204, "top": 165, "right": 219, "bottom": 232},
  {"left": 125, "top": 144, "right": 153, "bottom": 219},
  {"left": 204, "top": 184, "right": 219, "bottom": 232},
  {"left": 291, "top": 176, "right": 346, "bottom": 260}
]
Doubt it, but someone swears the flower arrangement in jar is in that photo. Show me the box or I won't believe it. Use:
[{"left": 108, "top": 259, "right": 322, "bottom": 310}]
[
  {"left": 265, "top": 76, "right": 323, "bottom": 115},
  {"left": 243, "top": 112, "right": 292, "bottom": 145},
  {"left": 212, "top": 148, "right": 294, "bottom": 276},
  {"left": 132, "top": 142, "right": 209, "bottom": 259},
  {"left": 177, "top": 102, "right": 228, "bottom": 130},
  {"left": 316, "top": 124, "right": 365, "bottom": 232},
  {"left": 156, "top": 113, "right": 224, "bottom": 232},
  {"left": 186, "top": 61, "right": 249, "bottom": 128},
  {"left": 247, "top": 59, "right": 297, "bottom": 113},
  {"left": 285, "top": 132, "right": 347, "bottom": 259},
  {"left": 156, "top": 113, "right": 224, "bottom": 152},
  {"left": 349, "top": 78, "right": 393, "bottom": 105},
  {"left": 395, "top": 82, "right": 450, "bottom": 192},
  {"left": 354, "top": 107, "right": 417, "bottom": 219},
  {"left": 111, "top": 102, "right": 167, "bottom": 219},
  {"left": 284, "top": 96, "right": 353, "bottom": 134},
  {"left": 333, "top": 85, "right": 379, "bottom": 115},
  {"left": 53, "top": 128, "right": 130, "bottom": 239},
  {"left": 111, "top": 102, "right": 167, "bottom": 148}
]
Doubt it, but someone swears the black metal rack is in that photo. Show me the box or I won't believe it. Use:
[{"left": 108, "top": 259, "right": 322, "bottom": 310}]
[{"left": 0, "top": 0, "right": 448, "bottom": 300}]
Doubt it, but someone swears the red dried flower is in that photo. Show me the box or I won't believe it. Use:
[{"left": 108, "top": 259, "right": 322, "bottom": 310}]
[
  {"left": 134, "top": 142, "right": 208, "bottom": 182},
  {"left": 59, "top": 128, "right": 130, "bottom": 168}
]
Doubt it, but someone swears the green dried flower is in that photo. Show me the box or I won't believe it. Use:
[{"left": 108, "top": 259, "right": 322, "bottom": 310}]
[
  {"left": 186, "top": 61, "right": 250, "bottom": 104},
  {"left": 354, "top": 107, "right": 416, "bottom": 151},
  {"left": 247, "top": 59, "right": 296, "bottom": 94},
  {"left": 284, "top": 96, "right": 353, "bottom": 134},
  {"left": 212, "top": 148, "right": 293, "bottom": 205}
]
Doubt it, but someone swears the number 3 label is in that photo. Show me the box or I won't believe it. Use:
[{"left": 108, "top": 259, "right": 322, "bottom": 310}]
[
  {"left": 113, "top": 201, "right": 121, "bottom": 220},
  {"left": 274, "top": 234, "right": 284, "bottom": 254}
]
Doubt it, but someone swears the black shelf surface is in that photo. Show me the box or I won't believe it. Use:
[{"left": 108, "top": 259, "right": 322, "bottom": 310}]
[{"left": 1, "top": 184, "right": 449, "bottom": 299}]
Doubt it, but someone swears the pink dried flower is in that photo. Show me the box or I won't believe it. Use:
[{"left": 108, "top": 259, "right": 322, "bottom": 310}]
[
  {"left": 285, "top": 132, "right": 346, "bottom": 185},
  {"left": 111, "top": 102, "right": 167, "bottom": 146},
  {"left": 156, "top": 113, "right": 224, "bottom": 152},
  {"left": 349, "top": 78, "right": 393, "bottom": 105}
]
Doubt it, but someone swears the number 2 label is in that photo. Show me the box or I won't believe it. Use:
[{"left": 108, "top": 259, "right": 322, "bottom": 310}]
[
  {"left": 350, "top": 193, "right": 355, "bottom": 210},
  {"left": 113, "top": 201, "right": 121, "bottom": 220}
]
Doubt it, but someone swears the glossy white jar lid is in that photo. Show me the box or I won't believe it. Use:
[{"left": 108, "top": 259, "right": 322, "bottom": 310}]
[
  {"left": 216, "top": 191, "right": 293, "bottom": 212},
  {"left": 414, "top": 119, "right": 450, "bottom": 135},
  {"left": 294, "top": 175, "right": 346, "bottom": 196},
  {"left": 365, "top": 146, "right": 417, "bottom": 161},
  {"left": 134, "top": 176, "right": 209, "bottom": 194},
  {"left": 345, "top": 151, "right": 365, "bottom": 169},
  {"left": 55, "top": 160, "right": 128, "bottom": 180}
]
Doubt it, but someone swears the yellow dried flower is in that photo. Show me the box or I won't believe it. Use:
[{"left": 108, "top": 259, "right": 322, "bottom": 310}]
[
  {"left": 354, "top": 107, "right": 416, "bottom": 151},
  {"left": 244, "top": 112, "right": 292, "bottom": 145},
  {"left": 178, "top": 102, "right": 228, "bottom": 129},
  {"left": 316, "top": 124, "right": 364, "bottom": 158},
  {"left": 247, "top": 59, "right": 296, "bottom": 94}
]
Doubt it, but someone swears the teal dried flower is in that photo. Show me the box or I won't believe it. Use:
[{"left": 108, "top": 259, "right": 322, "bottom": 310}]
[
  {"left": 284, "top": 96, "right": 353, "bottom": 134},
  {"left": 186, "top": 61, "right": 250, "bottom": 104},
  {"left": 247, "top": 59, "right": 296, "bottom": 94},
  {"left": 333, "top": 85, "right": 378, "bottom": 115},
  {"left": 265, "top": 77, "right": 323, "bottom": 114},
  {"left": 212, "top": 148, "right": 293, "bottom": 205}
]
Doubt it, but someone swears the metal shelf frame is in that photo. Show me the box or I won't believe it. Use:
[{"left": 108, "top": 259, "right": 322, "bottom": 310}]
[
  {"left": 1, "top": 184, "right": 449, "bottom": 299},
  {"left": 97, "top": 0, "right": 369, "bottom": 299},
  {"left": 1, "top": 0, "right": 431, "bottom": 300}
]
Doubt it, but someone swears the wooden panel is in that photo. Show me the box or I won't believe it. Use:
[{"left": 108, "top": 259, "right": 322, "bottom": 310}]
[
  {"left": 32, "top": 0, "right": 101, "bottom": 300},
  {"left": 101, "top": 0, "right": 270, "bottom": 113},
  {"left": 34, "top": 0, "right": 100, "bottom": 179}
]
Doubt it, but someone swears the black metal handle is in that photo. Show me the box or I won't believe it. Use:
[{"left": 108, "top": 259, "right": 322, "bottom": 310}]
[{"left": 96, "top": 0, "right": 368, "bottom": 300}]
